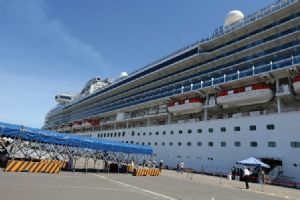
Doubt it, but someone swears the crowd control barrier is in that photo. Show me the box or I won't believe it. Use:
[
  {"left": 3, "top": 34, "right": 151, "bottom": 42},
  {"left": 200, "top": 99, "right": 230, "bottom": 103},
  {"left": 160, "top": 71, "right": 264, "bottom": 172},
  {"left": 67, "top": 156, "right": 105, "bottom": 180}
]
[
  {"left": 4, "top": 159, "right": 66, "bottom": 174},
  {"left": 133, "top": 168, "right": 160, "bottom": 176}
]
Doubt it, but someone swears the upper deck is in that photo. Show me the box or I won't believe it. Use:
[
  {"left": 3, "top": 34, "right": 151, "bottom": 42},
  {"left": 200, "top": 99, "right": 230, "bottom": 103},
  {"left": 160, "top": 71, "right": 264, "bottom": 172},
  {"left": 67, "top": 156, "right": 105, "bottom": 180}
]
[{"left": 44, "top": 0, "right": 300, "bottom": 129}]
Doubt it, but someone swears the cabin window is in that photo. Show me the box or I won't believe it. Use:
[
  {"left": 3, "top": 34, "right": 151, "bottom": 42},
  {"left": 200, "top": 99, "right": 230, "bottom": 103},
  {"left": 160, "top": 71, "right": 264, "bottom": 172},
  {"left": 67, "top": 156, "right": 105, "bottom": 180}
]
[
  {"left": 122, "top": 132, "right": 125, "bottom": 137},
  {"left": 197, "top": 142, "right": 202, "bottom": 146},
  {"left": 169, "top": 142, "right": 173, "bottom": 146},
  {"left": 250, "top": 141, "right": 258, "bottom": 147},
  {"left": 154, "top": 142, "right": 158, "bottom": 146},
  {"left": 156, "top": 131, "right": 159, "bottom": 135},
  {"left": 130, "top": 141, "right": 134, "bottom": 144},
  {"left": 103, "top": 133, "right": 106, "bottom": 137},
  {"left": 197, "top": 129, "right": 202, "bottom": 133},
  {"left": 178, "top": 142, "right": 182, "bottom": 146},
  {"left": 234, "top": 126, "right": 241, "bottom": 131},
  {"left": 132, "top": 131, "right": 135, "bottom": 136},
  {"left": 114, "top": 132, "right": 117, "bottom": 137},
  {"left": 220, "top": 127, "right": 226, "bottom": 132},
  {"left": 143, "top": 132, "right": 146, "bottom": 136},
  {"left": 188, "top": 129, "right": 192, "bottom": 134},
  {"left": 208, "top": 142, "right": 213, "bottom": 147},
  {"left": 142, "top": 142, "right": 144, "bottom": 145},
  {"left": 179, "top": 130, "right": 183, "bottom": 134},
  {"left": 163, "top": 131, "right": 166, "bottom": 135},
  {"left": 97, "top": 133, "right": 100, "bottom": 138},
  {"left": 162, "top": 142, "right": 165, "bottom": 146},
  {"left": 136, "top": 142, "right": 139, "bottom": 145},
  {"left": 266, "top": 124, "right": 275, "bottom": 130},
  {"left": 187, "top": 142, "right": 192, "bottom": 146},
  {"left": 208, "top": 128, "right": 213, "bottom": 133},
  {"left": 149, "top": 132, "right": 152, "bottom": 136},
  {"left": 170, "top": 131, "right": 174, "bottom": 135},
  {"left": 250, "top": 125, "right": 256, "bottom": 131},
  {"left": 221, "top": 142, "right": 227, "bottom": 147},
  {"left": 118, "top": 132, "right": 121, "bottom": 137},
  {"left": 148, "top": 142, "right": 151, "bottom": 146},
  {"left": 137, "top": 132, "right": 140, "bottom": 136},
  {"left": 290, "top": 142, "right": 300, "bottom": 148},
  {"left": 268, "top": 141, "right": 277, "bottom": 147},
  {"left": 234, "top": 141, "right": 241, "bottom": 147}
]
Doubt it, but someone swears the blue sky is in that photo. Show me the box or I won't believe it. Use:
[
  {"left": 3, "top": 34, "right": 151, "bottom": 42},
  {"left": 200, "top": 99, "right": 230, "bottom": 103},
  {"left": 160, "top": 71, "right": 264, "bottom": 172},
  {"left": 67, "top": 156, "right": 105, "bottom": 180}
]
[{"left": 0, "top": 0, "right": 274, "bottom": 128}]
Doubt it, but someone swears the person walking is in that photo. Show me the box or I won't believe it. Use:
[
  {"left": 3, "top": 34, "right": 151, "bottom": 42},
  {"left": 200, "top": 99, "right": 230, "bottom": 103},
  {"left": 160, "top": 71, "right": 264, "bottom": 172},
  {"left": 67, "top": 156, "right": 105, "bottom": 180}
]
[
  {"left": 177, "top": 162, "right": 180, "bottom": 173},
  {"left": 243, "top": 166, "right": 251, "bottom": 189},
  {"left": 231, "top": 166, "right": 236, "bottom": 180},
  {"left": 159, "top": 160, "right": 163, "bottom": 172},
  {"left": 180, "top": 161, "right": 185, "bottom": 174}
]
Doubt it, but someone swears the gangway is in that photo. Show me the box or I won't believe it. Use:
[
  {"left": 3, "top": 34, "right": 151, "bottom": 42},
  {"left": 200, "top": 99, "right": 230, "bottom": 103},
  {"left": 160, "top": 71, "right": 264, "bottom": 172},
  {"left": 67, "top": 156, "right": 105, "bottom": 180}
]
[{"left": 0, "top": 122, "right": 153, "bottom": 172}]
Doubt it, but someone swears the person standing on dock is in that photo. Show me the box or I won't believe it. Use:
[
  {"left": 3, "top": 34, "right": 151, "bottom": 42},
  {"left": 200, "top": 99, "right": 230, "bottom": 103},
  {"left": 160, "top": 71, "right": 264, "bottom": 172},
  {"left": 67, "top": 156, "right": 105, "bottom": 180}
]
[
  {"left": 180, "top": 161, "right": 185, "bottom": 174},
  {"left": 159, "top": 160, "right": 163, "bottom": 172},
  {"left": 243, "top": 166, "right": 251, "bottom": 189}
]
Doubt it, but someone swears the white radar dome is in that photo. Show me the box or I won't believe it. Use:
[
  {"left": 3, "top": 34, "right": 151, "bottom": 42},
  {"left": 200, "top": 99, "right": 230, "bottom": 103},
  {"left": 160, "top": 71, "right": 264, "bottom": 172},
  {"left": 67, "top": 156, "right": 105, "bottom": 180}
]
[
  {"left": 225, "top": 10, "right": 244, "bottom": 26},
  {"left": 120, "top": 72, "right": 128, "bottom": 78}
]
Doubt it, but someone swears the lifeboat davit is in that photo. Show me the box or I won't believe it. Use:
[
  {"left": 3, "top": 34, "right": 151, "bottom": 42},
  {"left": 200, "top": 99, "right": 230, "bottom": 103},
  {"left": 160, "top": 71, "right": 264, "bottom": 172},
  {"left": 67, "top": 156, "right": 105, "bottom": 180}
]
[
  {"left": 293, "top": 75, "right": 300, "bottom": 93},
  {"left": 216, "top": 83, "right": 273, "bottom": 107},
  {"left": 167, "top": 98, "right": 204, "bottom": 114}
]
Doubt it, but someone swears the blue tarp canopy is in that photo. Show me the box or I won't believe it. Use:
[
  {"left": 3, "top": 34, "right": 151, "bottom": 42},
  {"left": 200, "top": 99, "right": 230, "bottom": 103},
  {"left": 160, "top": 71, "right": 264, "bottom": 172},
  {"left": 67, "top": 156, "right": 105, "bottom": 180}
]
[
  {"left": 0, "top": 121, "right": 152, "bottom": 155},
  {"left": 236, "top": 157, "right": 270, "bottom": 168}
]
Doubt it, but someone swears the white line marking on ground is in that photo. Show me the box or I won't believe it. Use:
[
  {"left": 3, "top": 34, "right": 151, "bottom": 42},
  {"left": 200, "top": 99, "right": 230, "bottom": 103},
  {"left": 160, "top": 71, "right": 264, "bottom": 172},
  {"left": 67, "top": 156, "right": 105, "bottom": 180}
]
[{"left": 93, "top": 174, "right": 177, "bottom": 200}]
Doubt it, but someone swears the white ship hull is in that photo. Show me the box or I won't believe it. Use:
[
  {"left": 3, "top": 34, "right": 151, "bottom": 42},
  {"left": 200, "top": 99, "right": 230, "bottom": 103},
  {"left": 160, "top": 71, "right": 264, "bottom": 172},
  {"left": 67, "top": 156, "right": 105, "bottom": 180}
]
[{"left": 83, "top": 111, "right": 300, "bottom": 183}]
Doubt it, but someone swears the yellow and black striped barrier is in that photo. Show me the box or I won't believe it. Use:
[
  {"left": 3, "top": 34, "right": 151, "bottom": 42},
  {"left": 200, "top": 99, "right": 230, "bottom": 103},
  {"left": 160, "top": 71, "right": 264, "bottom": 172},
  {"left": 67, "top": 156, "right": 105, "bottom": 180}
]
[
  {"left": 127, "top": 165, "right": 135, "bottom": 172},
  {"left": 132, "top": 168, "right": 160, "bottom": 176},
  {"left": 5, "top": 159, "right": 66, "bottom": 174}
]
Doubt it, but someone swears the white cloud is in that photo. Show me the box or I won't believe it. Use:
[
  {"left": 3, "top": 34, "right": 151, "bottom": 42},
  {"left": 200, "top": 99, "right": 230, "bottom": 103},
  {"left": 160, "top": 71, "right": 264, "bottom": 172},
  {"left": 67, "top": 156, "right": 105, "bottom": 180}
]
[{"left": 0, "top": 0, "right": 109, "bottom": 78}]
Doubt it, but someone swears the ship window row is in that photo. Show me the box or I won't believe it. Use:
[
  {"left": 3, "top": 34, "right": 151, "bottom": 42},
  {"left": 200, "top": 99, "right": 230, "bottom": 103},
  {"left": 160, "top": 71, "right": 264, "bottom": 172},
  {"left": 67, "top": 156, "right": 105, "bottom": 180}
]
[
  {"left": 68, "top": 39, "right": 300, "bottom": 123},
  {"left": 122, "top": 141, "right": 300, "bottom": 148},
  {"left": 52, "top": 35, "right": 300, "bottom": 126},
  {"left": 97, "top": 124, "right": 275, "bottom": 138},
  {"left": 119, "top": 141, "right": 300, "bottom": 148},
  {"left": 54, "top": 11, "right": 300, "bottom": 118},
  {"left": 58, "top": 15, "right": 300, "bottom": 123}
]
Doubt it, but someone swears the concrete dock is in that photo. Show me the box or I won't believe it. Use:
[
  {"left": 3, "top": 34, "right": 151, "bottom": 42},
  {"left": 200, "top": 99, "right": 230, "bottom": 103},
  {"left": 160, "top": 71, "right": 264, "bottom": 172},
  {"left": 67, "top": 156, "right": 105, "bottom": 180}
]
[{"left": 0, "top": 170, "right": 299, "bottom": 200}]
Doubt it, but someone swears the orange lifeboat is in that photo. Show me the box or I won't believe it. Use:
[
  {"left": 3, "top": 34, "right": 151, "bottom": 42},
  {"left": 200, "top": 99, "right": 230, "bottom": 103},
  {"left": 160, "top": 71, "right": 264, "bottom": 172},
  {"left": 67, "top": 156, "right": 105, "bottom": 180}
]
[
  {"left": 293, "top": 75, "right": 300, "bottom": 93},
  {"left": 216, "top": 83, "right": 273, "bottom": 107},
  {"left": 82, "top": 119, "right": 93, "bottom": 128},
  {"left": 167, "top": 98, "right": 204, "bottom": 114},
  {"left": 63, "top": 124, "right": 72, "bottom": 131},
  {"left": 72, "top": 121, "right": 82, "bottom": 129},
  {"left": 90, "top": 119, "right": 100, "bottom": 126}
]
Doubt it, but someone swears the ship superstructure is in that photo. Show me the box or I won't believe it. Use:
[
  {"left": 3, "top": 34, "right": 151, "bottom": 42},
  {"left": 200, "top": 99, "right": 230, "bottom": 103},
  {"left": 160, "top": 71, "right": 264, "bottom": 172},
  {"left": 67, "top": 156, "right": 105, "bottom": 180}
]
[{"left": 44, "top": 0, "right": 300, "bottom": 185}]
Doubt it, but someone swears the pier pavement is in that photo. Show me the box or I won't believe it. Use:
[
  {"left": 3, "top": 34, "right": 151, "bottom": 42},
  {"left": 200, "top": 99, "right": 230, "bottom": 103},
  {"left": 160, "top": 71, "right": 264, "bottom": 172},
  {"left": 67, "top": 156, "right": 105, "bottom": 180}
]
[{"left": 0, "top": 169, "right": 299, "bottom": 200}]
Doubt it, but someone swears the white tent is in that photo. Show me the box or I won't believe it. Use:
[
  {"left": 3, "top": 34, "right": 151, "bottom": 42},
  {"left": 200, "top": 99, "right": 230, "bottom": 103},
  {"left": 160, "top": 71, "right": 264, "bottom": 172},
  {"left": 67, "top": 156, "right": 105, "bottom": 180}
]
[{"left": 236, "top": 157, "right": 270, "bottom": 168}]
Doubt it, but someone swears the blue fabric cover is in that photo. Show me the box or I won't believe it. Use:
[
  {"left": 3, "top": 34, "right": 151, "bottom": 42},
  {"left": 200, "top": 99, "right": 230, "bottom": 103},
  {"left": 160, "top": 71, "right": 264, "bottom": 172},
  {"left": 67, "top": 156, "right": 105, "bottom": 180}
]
[{"left": 0, "top": 122, "right": 152, "bottom": 155}]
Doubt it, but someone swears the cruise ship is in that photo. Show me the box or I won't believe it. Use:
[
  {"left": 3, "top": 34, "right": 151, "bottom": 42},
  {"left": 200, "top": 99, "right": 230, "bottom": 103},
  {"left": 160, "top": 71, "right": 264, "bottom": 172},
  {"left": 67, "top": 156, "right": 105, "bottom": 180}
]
[{"left": 43, "top": 0, "right": 300, "bottom": 184}]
